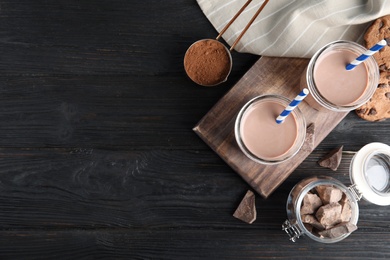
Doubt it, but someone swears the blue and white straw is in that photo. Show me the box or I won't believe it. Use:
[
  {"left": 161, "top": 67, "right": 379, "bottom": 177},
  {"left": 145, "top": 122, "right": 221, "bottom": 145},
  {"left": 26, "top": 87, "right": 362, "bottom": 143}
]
[
  {"left": 346, "top": 39, "right": 387, "bottom": 71},
  {"left": 276, "top": 88, "right": 309, "bottom": 124}
]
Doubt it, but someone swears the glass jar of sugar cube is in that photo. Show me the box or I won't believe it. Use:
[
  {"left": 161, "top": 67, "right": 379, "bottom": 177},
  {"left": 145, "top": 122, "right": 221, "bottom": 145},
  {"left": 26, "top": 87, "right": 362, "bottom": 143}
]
[{"left": 282, "top": 142, "right": 390, "bottom": 243}]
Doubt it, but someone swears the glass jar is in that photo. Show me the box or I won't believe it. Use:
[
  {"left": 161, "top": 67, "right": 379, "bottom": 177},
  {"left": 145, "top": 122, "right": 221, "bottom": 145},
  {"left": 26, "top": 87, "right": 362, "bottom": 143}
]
[
  {"left": 301, "top": 41, "right": 379, "bottom": 112},
  {"left": 283, "top": 142, "right": 390, "bottom": 243},
  {"left": 234, "top": 95, "right": 306, "bottom": 165}
]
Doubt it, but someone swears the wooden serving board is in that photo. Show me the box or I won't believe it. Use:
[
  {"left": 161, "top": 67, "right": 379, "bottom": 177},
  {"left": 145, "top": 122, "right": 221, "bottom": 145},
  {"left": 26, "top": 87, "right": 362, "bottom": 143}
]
[{"left": 193, "top": 56, "right": 348, "bottom": 199}]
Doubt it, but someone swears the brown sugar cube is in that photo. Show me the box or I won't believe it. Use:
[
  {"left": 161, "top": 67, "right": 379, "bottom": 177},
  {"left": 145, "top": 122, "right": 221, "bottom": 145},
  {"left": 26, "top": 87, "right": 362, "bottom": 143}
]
[
  {"left": 316, "top": 203, "right": 342, "bottom": 228},
  {"left": 300, "top": 192, "right": 323, "bottom": 215},
  {"left": 340, "top": 196, "right": 352, "bottom": 222},
  {"left": 301, "top": 214, "right": 325, "bottom": 231},
  {"left": 318, "top": 146, "right": 343, "bottom": 171},
  {"left": 233, "top": 190, "right": 256, "bottom": 224},
  {"left": 318, "top": 222, "right": 358, "bottom": 239},
  {"left": 317, "top": 186, "right": 343, "bottom": 204}
]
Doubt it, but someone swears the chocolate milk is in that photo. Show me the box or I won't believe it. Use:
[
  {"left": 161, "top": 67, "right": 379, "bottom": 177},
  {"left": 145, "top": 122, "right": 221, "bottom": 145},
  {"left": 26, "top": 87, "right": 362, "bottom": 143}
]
[
  {"left": 240, "top": 100, "right": 298, "bottom": 160},
  {"left": 314, "top": 49, "right": 368, "bottom": 106},
  {"left": 302, "top": 41, "right": 378, "bottom": 112}
]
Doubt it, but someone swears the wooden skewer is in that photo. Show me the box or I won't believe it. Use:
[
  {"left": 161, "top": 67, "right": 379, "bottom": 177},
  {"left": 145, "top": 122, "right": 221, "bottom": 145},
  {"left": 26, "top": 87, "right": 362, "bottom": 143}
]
[
  {"left": 216, "top": 0, "right": 253, "bottom": 41},
  {"left": 229, "top": 0, "right": 270, "bottom": 52}
]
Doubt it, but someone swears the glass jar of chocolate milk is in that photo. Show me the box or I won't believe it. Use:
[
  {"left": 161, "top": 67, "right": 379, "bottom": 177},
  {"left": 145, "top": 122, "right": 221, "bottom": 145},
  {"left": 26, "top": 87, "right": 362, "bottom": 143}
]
[
  {"left": 301, "top": 41, "right": 379, "bottom": 112},
  {"left": 235, "top": 95, "right": 306, "bottom": 165},
  {"left": 283, "top": 142, "right": 390, "bottom": 243}
]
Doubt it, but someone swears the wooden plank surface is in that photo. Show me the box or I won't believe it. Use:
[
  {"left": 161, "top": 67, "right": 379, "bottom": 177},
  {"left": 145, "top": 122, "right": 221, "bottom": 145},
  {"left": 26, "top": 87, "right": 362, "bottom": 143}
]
[
  {"left": 194, "top": 56, "right": 348, "bottom": 198},
  {"left": 0, "top": 0, "right": 390, "bottom": 259}
]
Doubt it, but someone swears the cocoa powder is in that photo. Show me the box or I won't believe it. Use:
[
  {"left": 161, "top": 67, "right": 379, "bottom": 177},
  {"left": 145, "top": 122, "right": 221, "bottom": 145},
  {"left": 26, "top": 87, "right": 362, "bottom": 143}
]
[{"left": 184, "top": 39, "right": 231, "bottom": 86}]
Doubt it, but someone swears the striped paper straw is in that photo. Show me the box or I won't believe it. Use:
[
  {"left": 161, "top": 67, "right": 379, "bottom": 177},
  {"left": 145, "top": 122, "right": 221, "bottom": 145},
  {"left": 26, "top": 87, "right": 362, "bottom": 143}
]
[
  {"left": 346, "top": 39, "right": 387, "bottom": 71},
  {"left": 276, "top": 88, "right": 309, "bottom": 124}
]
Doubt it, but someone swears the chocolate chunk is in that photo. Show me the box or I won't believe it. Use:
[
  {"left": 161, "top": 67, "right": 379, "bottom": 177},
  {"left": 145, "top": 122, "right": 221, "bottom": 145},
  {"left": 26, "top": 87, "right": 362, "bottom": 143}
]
[
  {"left": 318, "top": 222, "right": 357, "bottom": 238},
  {"left": 303, "top": 223, "right": 314, "bottom": 233},
  {"left": 356, "top": 108, "right": 367, "bottom": 114},
  {"left": 233, "top": 190, "right": 256, "bottom": 224},
  {"left": 368, "top": 108, "right": 377, "bottom": 115},
  {"left": 386, "top": 92, "right": 390, "bottom": 99},
  {"left": 316, "top": 186, "right": 343, "bottom": 204},
  {"left": 315, "top": 185, "right": 327, "bottom": 197},
  {"left": 379, "top": 64, "right": 387, "bottom": 71},
  {"left": 301, "top": 123, "right": 315, "bottom": 152},
  {"left": 301, "top": 192, "right": 323, "bottom": 215},
  {"left": 301, "top": 214, "right": 325, "bottom": 231},
  {"left": 316, "top": 203, "right": 342, "bottom": 228},
  {"left": 300, "top": 185, "right": 354, "bottom": 239},
  {"left": 378, "top": 83, "right": 388, "bottom": 88},
  {"left": 340, "top": 195, "right": 352, "bottom": 222},
  {"left": 318, "top": 146, "right": 343, "bottom": 171}
]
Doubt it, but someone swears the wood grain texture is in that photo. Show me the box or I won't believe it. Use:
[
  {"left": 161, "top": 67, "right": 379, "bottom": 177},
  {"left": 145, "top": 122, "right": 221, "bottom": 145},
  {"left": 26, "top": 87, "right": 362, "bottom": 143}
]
[
  {"left": 1, "top": 229, "right": 390, "bottom": 259},
  {"left": 0, "top": 0, "right": 390, "bottom": 259},
  {"left": 194, "top": 57, "right": 348, "bottom": 198}
]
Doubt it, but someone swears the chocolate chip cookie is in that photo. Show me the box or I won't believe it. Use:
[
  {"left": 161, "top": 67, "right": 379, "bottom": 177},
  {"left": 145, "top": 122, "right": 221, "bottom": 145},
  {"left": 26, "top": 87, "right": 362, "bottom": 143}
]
[
  {"left": 356, "top": 70, "right": 390, "bottom": 121},
  {"left": 364, "top": 15, "right": 390, "bottom": 71},
  {"left": 356, "top": 16, "right": 390, "bottom": 121}
]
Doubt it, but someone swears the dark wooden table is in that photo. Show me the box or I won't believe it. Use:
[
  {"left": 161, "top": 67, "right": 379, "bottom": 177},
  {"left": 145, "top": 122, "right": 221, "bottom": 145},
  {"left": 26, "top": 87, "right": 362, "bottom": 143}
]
[{"left": 1, "top": 1, "right": 390, "bottom": 259}]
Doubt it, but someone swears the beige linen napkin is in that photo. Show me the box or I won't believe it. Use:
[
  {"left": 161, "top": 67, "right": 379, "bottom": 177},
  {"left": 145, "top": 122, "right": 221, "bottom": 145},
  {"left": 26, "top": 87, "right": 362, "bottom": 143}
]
[{"left": 197, "top": 0, "right": 390, "bottom": 58}]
